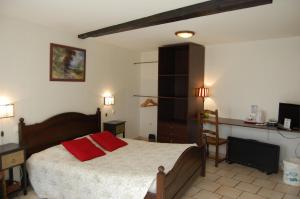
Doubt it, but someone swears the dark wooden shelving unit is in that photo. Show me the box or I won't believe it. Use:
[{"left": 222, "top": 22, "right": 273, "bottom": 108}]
[
  {"left": 157, "top": 43, "right": 205, "bottom": 144},
  {"left": 158, "top": 73, "right": 189, "bottom": 77}
]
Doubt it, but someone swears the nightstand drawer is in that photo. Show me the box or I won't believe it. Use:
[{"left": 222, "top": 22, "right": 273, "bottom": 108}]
[
  {"left": 1, "top": 150, "right": 24, "bottom": 170},
  {"left": 116, "top": 124, "right": 125, "bottom": 135}
]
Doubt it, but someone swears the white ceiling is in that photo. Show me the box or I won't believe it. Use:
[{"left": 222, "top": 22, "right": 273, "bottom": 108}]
[{"left": 1, "top": 0, "right": 300, "bottom": 51}]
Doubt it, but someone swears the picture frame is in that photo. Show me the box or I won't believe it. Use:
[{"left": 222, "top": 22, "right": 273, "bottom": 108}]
[{"left": 50, "top": 43, "right": 86, "bottom": 82}]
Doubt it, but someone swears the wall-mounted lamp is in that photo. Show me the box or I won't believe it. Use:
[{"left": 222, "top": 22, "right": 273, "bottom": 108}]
[
  {"left": 195, "top": 88, "right": 209, "bottom": 98},
  {"left": 0, "top": 103, "right": 14, "bottom": 139},
  {"left": 104, "top": 96, "right": 115, "bottom": 106},
  {"left": 0, "top": 104, "right": 14, "bottom": 118}
]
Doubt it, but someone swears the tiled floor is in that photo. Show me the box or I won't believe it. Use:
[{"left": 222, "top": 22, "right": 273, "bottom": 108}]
[{"left": 13, "top": 160, "right": 300, "bottom": 199}]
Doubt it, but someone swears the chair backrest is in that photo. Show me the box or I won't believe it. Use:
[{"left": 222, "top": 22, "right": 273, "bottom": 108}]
[{"left": 202, "top": 109, "right": 219, "bottom": 139}]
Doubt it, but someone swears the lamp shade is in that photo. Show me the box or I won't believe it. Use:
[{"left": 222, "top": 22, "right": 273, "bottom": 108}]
[
  {"left": 195, "top": 88, "right": 209, "bottom": 98},
  {"left": 104, "top": 96, "right": 115, "bottom": 105},
  {"left": 0, "top": 104, "right": 14, "bottom": 118}
]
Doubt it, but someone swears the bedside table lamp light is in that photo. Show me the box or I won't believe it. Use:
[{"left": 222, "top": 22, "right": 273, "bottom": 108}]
[{"left": 0, "top": 104, "right": 14, "bottom": 137}]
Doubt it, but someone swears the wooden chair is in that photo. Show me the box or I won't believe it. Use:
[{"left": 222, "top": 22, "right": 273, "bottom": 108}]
[
  {"left": 0, "top": 171, "right": 7, "bottom": 199},
  {"left": 202, "top": 109, "right": 228, "bottom": 167}
]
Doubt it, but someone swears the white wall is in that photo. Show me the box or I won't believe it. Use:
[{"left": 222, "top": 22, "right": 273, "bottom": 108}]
[
  {"left": 0, "top": 17, "right": 140, "bottom": 144},
  {"left": 138, "top": 37, "right": 300, "bottom": 163},
  {"left": 205, "top": 37, "right": 300, "bottom": 163},
  {"left": 138, "top": 52, "right": 158, "bottom": 138},
  {"left": 205, "top": 37, "right": 300, "bottom": 120}
]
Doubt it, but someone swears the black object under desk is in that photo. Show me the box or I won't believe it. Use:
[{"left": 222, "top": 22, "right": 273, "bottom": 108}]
[{"left": 227, "top": 136, "right": 280, "bottom": 175}]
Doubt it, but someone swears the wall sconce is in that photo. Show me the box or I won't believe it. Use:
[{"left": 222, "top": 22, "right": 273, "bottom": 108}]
[
  {"left": 195, "top": 88, "right": 209, "bottom": 98},
  {"left": 0, "top": 104, "right": 14, "bottom": 138},
  {"left": 104, "top": 96, "right": 115, "bottom": 106},
  {"left": 0, "top": 104, "right": 14, "bottom": 118}
]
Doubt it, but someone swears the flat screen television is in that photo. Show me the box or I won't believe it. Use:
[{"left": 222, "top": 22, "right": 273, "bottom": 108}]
[{"left": 278, "top": 103, "right": 300, "bottom": 130}]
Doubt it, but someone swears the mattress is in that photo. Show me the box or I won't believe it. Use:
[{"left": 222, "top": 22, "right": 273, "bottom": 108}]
[{"left": 27, "top": 138, "right": 194, "bottom": 199}]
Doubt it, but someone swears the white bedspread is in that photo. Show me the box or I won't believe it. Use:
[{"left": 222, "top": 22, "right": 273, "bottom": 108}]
[{"left": 27, "top": 138, "right": 194, "bottom": 199}]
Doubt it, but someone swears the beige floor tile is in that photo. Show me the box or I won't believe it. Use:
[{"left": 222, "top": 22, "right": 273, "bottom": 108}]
[
  {"left": 283, "top": 194, "right": 300, "bottom": 199},
  {"left": 216, "top": 170, "right": 237, "bottom": 178},
  {"left": 253, "top": 178, "right": 277, "bottom": 189},
  {"left": 185, "top": 186, "right": 202, "bottom": 197},
  {"left": 207, "top": 165, "right": 220, "bottom": 174},
  {"left": 192, "top": 190, "right": 222, "bottom": 199},
  {"left": 274, "top": 183, "right": 300, "bottom": 196},
  {"left": 235, "top": 182, "right": 261, "bottom": 193},
  {"left": 268, "top": 173, "right": 284, "bottom": 183},
  {"left": 216, "top": 186, "right": 242, "bottom": 198},
  {"left": 205, "top": 173, "right": 222, "bottom": 182},
  {"left": 217, "top": 176, "right": 240, "bottom": 187},
  {"left": 258, "top": 188, "right": 284, "bottom": 199},
  {"left": 194, "top": 180, "right": 222, "bottom": 192},
  {"left": 238, "top": 192, "right": 266, "bottom": 199},
  {"left": 249, "top": 171, "right": 270, "bottom": 180},
  {"left": 233, "top": 174, "right": 255, "bottom": 183},
  {"left": 217, "top": 163, "right": 234, "bottom": 171},
  {"left": 233, "top": 167, "right": 254, "bottom": 176}
]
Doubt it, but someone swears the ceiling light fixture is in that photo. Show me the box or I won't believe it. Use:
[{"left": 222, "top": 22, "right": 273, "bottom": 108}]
[{"left": 175, "top": 31, "right": 195, "bottom": 39}]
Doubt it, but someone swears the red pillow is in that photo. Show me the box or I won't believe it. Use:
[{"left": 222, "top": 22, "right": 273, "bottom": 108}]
[
  {"left": 62, "top": 137, "right": 105, "bottom": 161},
  {"left": 90, "top": 131, "right": 128, "bottom": 152}
]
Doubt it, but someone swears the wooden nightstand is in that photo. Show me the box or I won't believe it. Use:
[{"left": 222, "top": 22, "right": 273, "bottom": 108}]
[
  {"left": 103, "top": 121, "right": 126, "bottom": 138},
  {"left": 0, "top": 143, "right": 27, "bottom": 197}
]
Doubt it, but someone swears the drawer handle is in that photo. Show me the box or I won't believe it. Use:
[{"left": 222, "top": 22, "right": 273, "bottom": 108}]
[{"left": 11, "top": 158, "right": 16, "bottom": 163}]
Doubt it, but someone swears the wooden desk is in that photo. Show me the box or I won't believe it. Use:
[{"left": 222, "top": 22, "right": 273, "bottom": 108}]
[{"left": 205, "top": 117, "right": 300, "bottom": 133}]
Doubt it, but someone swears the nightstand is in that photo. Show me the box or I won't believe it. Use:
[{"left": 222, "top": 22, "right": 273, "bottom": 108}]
[
  {"left": 103, "top": 121, "right": 126, "bottom": 138},
  {"left": 0, "top": 143, "right": 27, "bottom": 197}
]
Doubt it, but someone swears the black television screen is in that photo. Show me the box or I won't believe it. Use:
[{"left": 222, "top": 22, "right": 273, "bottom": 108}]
[{"left": 278, "top": 103, "right": 300, "bottom": 130}]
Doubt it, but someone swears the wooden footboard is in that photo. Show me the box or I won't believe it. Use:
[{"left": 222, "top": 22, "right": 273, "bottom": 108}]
[{"left": 145, "top": 144, "right": 206, "bottom": 199}]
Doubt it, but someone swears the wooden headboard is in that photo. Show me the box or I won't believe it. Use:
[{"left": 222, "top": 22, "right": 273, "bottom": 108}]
[{"left": 18, "top": 108, "right": 101, "bottom": 158}]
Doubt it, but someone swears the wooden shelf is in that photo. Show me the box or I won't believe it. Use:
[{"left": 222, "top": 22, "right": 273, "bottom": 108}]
[
  {"left": 159, "top": 74, "right": 188, "bottom": 77},
  {"left": 157, "top": 43, "right": 204, "bottom": 144},
  {"left": 133, "top": 95, "right": 187, "bottom": 99},
  {"left": 159, "top": 96, "right": 187, "bottom": 99},
  {"left": 133, "top": 95, "right": 158, "bottom": 98}
]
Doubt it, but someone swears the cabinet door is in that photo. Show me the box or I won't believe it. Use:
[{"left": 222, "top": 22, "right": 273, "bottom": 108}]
[
  {"left": 157, "top": 122, "right": 171, "bottom": 143},
  {"left": 171, "top": 123, "right": 188, "bottom": 143}
]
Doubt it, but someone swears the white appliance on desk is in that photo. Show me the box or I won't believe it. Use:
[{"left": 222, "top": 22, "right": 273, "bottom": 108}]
[{"left": 246, "top": 105, "right": 265, "bottom": 124}]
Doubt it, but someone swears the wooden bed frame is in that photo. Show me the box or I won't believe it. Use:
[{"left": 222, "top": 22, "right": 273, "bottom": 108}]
[{"left": 18, "top": 108, "right": 206, "bottom": 199}]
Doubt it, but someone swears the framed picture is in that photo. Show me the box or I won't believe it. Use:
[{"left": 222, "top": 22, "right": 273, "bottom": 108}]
[{"left": 50, "top": 43, "right": 86, "bottom": 81}]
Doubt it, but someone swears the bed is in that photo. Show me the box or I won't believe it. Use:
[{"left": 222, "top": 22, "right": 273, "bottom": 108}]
[{"left": 19, "top": 108, "right": 206, "bottom": 199}]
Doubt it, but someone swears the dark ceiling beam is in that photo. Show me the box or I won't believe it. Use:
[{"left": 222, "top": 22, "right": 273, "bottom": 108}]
[{"left": 78, "top": 0, "right": 273, "bottom": 39}]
